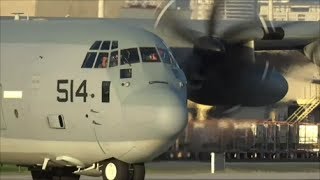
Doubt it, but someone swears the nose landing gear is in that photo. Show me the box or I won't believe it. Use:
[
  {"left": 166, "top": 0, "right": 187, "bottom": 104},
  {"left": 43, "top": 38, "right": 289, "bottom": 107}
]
[
  {"left": 101, "top": 159, "right": 145, "bottom": 180},
  {"left": 132, "top": 163, "right": 145, "bottom": 180}
]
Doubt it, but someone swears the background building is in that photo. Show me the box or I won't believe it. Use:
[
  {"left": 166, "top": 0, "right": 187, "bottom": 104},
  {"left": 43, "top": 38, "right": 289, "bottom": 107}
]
[
  {"left": 1, "top": 0, "right": 319, "bottom": 21},
  {"left": 0, "top": 0, "right": 124, "bottom": 18},
  {"left": 259, "top": 0, "right": 320, "bottom": 21},
  {"left": 190, "top": 0, "right": 258, "bottom": 20},
  {"left": 122, "top": 0, "right": 319, "bottom": 21}
]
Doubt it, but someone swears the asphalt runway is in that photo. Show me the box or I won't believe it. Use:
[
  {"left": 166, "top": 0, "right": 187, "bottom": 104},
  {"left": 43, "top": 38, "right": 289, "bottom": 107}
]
[{"left": 1, "top": 161, "right": 320, "bottom": 180}]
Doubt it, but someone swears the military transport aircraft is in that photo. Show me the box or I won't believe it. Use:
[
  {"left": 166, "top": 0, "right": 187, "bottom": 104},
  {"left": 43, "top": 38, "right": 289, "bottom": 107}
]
[
  {"left": 1, "top": 1, "right": 319, "bottom": 180},
  {"left": 0, "top": 20, "right": 188, "bottom": 180}
]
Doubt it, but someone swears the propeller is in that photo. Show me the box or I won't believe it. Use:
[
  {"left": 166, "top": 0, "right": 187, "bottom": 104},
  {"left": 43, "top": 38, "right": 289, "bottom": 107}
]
[
  {"left": 154, "top": 0, "right": 289, "bottom": 107},
  {"left": 153, "top": 0, "right": 260, "bottom": 91}
]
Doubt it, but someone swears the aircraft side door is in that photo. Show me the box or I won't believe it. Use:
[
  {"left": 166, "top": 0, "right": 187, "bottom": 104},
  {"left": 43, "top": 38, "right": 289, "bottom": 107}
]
[
  {"left": 0, "top": 83, "right": 6, "bottom": 130},
  {"left": 88, "top": 75, "right": 113, "bottom": 155}
]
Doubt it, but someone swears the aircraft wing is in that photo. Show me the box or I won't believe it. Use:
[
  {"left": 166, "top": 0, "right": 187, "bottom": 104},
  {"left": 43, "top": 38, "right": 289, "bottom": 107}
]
[
  {"left": 251, "top": 21, "right": 319, "bottom": 50},
  {"left": 152, "top": 19, "right": 319, "bottom": 50},
  {"left": 254, "top": 39, "right": 316, "bottom": 50},
  {"left": 193, "top": 20, "right": 320, "bottom": 50}
]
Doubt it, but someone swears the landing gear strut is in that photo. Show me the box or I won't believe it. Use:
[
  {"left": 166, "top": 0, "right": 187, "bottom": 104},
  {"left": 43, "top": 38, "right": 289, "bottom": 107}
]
[
  {"left": 132, "top": 163, "right": 145, "bottom": 180},
  {"left": 101, "top": 159, "right": 145, "bottom": 180}
]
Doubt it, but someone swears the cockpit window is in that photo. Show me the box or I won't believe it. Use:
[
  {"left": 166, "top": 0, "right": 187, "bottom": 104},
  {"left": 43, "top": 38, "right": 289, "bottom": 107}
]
[
  {"left": 120, "top": 48, "right": 140, "bottom": 65},
  {"left": 111, "top": 41, "right": 118, "bottom": 50},
  {"left": 140, "top": 47, "right": 160, "bottom": 62},
  {"left": 82, "top": 40, "right": 121, "bottom": 69},
  {"left": 90, "top": 41, "right": 102, "bottom": 50},
  {"left": 109, "top": 51, "right": 119, "bottom": 67},
  {"left": 101, "top": 41, "right": 111, "bottom": 50},
  {"left": 157, "top": 48, "right": 172, "bottom": 64},
  {"left": 94, "top": 52, "right": 109, "bottom": 68},
  {"left": 81, "top": 52, "right": 97, "bottom": 68},
  {"left": 171, "top": 55, "right": 180, "bottom": 69},
  {"left": 156, "top": 40, "right": 180, "bottom": 68}
]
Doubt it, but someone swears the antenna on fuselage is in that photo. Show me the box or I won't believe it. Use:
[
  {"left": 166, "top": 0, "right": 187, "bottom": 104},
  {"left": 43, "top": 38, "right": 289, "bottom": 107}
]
[{"left": 12, "top": 12, "right": 24, "bottom": 21}]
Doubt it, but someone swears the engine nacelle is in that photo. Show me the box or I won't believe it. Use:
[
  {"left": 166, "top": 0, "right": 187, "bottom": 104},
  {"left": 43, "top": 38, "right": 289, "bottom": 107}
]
[
  {"left": 187, "top": 64, "right": 288, "bottom": 107},
  {"left": 304, "top": 40, "right": 320, "bottom": 67}
]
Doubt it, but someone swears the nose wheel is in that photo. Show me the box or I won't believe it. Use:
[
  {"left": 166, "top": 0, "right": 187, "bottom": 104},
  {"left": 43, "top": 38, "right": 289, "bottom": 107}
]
[
  {"left": 101, "top": 159, "right": 145, "bottom": 180},
  {"left": 102, "top": 159, "right": 129, "bottom": 180}
]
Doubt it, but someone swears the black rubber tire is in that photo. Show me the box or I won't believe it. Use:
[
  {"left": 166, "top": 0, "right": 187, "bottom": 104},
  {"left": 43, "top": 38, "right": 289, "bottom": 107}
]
[
  {"left": 53, "top": 174, "right": 80, "bottom": 180},
  {"left": 52, "top": 167, "right": 80, "bottom": 180},
  {"left": 31, "top": 170, "right": 53, "bottom": 180},
  {"left": 31, "top": 168, "right": 79, "bottom": 180},
  {"left": 132, "top": 163, "right": 145, "bottom": 180},
  {"left": 102, "top": 159, "right": 129, "bottom": 180}
]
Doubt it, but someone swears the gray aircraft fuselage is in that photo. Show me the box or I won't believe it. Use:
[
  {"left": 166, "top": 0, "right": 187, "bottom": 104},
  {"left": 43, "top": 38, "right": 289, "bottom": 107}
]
[{"left": 0, "top": 19, "right": 188, "bottom": 168}]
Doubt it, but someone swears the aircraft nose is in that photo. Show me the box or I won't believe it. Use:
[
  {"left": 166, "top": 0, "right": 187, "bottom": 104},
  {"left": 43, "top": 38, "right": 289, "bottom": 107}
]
[{"left": 123, "top": 85, "right": 188, "bottom": 139}]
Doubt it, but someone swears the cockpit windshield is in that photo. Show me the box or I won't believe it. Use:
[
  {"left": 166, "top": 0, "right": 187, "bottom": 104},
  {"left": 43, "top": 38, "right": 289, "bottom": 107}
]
[
  {"left": 95, "top": 52, "right": 109, "bottom": 68},
  {"left": 121, "top": 48, "right": 140, "bottom": 65},
  {"left": 109, "top": 51, "right": 118, "bottom": 67},
  {"left": 157, "top": 48, "right": 172, "bottom": 64},
  {"left": 81, "top": 40, "right": 180, "bottom": 69},
  {"left": 155, "top": 40, "right": 180, "bottom": 68},
  {"left": 140, "top": 47, "right": 160, "bottom": 62}
]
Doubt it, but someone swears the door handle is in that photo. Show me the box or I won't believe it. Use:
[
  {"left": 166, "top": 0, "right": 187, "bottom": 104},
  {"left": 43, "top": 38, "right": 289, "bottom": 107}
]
[
  {"left": 90, "top": 109, "right": 99, "bottom": 113},
  {"left": 92, "top": 120, "right": 102, "bottom": 125}
]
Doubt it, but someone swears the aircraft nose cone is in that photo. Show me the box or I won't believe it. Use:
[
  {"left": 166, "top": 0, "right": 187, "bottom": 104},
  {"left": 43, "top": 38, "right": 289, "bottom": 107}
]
[
  {"left": 154, "top": 98, "right": 188, "bottom": 138},
  {"left": 123, "top": 86, "right": 188, "bottom": 139}
]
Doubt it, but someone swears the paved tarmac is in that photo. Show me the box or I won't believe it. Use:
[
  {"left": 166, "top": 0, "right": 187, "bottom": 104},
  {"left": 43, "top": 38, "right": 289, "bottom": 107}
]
[{"left": 1, "top": 161, "right": 319, "bottom": 180}]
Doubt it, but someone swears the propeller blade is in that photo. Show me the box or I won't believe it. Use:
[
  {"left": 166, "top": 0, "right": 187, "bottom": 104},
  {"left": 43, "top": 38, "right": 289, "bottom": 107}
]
[
  {"left": 207, "top": 0, "right": 224, "bottom": 37},
  {"left": 154, "top": 0, "right": 202, "bottom": 44},
  {"left": 219, "top": 16, "right": 269, "bottom": 42},
  {"left": 304, "top": 39, "right": 320, "bottom": 67},
  {"left": 220, "top": 14, "right": 282, "bottom": 42},
  {"left": 209, "top": 105, "right": 242, "bottom": 118},
  {"left": 261, "top": 60, "right": 270, "bottom": 81}
]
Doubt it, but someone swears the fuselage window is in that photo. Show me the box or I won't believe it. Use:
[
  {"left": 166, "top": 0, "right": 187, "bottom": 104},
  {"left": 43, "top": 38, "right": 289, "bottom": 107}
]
[
  {"left": 101, "top": 41, "right": 111, "bottom": 50},
  {"left": 111, "top": 41, "right": 118, "bottom": 50},
  {"left": 120, "top": 48, "right": 140, "bottom": 65},
  {"left": 140, "top": 47, "right": 160, "bottom": 62},
  {"left": 109, "top": 51, "right": 119, "bottom": 67},
  {"left": 120, "top": 69, "right": 132, "bottom": 79},
  {"left": 94, "top": 52, "right": 109, "bottom": 68},
  {"left": 102, "top": 81, "right": 110, "bottom": 103},
  {"left": 90, "top": 41, "right": 102, "bottom": 50},
  {"left": 81, "top": 52, "right": 97, "bottom": 68}
]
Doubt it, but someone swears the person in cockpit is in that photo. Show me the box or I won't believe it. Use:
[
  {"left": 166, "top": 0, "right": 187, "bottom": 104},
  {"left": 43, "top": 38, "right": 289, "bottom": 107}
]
[
  {"left": 149, "top": 53, "right": 158, "bottom": 61},
  {"left": 99, "top": 56, "right": 108, "bottom": 68}
]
